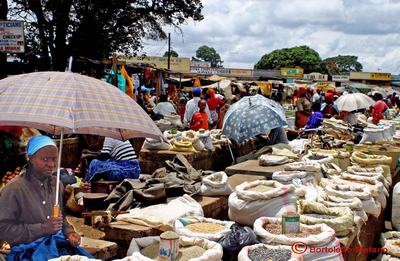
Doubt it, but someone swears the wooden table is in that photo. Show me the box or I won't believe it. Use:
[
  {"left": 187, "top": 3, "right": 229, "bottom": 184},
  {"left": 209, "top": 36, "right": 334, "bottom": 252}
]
[
  {"left": 227, "top": 174, "right": 266, "bottom": 191},
  {"left": 81, "top": 237, "right": 118, "bottom": 260},
  {"left": 225, "top": 160, "right": 286, "bottom": 178}
]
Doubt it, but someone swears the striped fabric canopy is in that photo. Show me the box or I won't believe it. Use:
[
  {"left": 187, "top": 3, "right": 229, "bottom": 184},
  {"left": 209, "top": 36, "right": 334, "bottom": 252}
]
[{"left": 0, "top": 71, "right": 162, "bottom": 140}]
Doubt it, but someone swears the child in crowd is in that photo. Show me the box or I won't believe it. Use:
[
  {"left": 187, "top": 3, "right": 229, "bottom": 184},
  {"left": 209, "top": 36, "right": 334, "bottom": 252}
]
[{"left": 190, "top": 99, "right": 209, "bottom": 131}]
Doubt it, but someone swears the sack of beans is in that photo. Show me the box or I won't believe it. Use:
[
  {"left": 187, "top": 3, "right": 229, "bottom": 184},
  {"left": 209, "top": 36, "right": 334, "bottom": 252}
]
[
  {"left": 297, "top": 200, "right": 354, "bottom": 237},
  {"left": 321, "top": 179, "right": 381, "bottom": 218},
  {"left": 380, "top": 231, "right": 400, "bottom": 258},
  {"left": 253, "top": 217, "right": 343, "bottom": 261},
  {"left": 200, "top": 172, "right": 233, "bottom": 196},
  {"left": 174, "top": 216, "right": 234, "bottom": 241},
  {"left": 126, "top": 235, "right": 223, "bottom": 261},
  {"left": 228, "top": 180, "right": 297, "bottom": 226},
  {"left": 238, "top": 244, "right": 296, "bottom": 261},
  {"left": 272, "top": 170, "right": 315, "bottom": 186}
]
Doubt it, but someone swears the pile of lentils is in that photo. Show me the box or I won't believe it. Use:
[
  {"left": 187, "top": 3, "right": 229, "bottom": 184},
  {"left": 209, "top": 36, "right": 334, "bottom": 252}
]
[{"left": 248, "top": 246, "right": 291, "bottom": 261}]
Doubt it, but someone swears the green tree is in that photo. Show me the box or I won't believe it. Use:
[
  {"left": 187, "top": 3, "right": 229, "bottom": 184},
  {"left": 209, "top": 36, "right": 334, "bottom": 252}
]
[
  {"left": 323, "top": 55, "right": 363, "bottom": 75},
  {"left": 163, "top": 50, "right": 178, "bottom": 57},
  {"left": 9, "top": 0, "right": 203, "bottom": 70},
  {"left": 195, "top": 45, "right": 223, "bottom": 67},
  {"left": 254, "top": 45, "right": 326, "bottom": 73}
]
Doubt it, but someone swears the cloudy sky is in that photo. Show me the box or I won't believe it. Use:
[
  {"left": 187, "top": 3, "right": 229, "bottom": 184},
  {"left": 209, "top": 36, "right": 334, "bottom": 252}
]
[{"left": 142, "top": 0, "right": 400, "bottom": 73}]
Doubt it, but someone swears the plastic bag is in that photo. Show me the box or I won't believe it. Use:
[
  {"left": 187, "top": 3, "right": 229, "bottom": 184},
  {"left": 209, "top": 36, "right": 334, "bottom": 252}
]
[{"left": 218, "top": 224, "right": 259, "bottom": 257}]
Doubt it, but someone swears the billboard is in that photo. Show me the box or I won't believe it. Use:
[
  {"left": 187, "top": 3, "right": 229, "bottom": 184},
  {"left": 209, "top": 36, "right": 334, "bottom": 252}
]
[
  {"left": 118, "top": 56, "right": 191, "bottom": 72},
  {"left": 190, "top": 66, "right": 230, "bottom": 75},
  {"left": 0, "top": 21, "right": 25, "bottom": 53},
  {"left": 350, "top": 72, "right": 391, "bottom": 81},
  {"left": 332, "top": 75, "right": 350, "bottom": 82},
  {"left": 280, "top": 68, "right": 304, "bottom": 78},
  {"left": 304, "top": 72, "right": 328, "bottom": 81}
]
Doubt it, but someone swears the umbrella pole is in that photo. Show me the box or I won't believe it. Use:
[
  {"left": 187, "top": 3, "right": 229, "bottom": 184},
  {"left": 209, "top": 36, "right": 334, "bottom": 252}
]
[
  {"left": 227, "top": 142, "right": 235, "bottom": 164},
  {"left": 53, "top": 129, "right": 64, "bottom": 217}
]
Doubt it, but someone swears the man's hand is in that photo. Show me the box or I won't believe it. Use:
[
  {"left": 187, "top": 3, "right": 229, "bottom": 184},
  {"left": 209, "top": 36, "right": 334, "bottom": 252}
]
[
  {"left": 42, "top": 216, "right": 63, "bottom": 234},
  {"left": 66, "top": 232, "right": 81, "bottom": 247}
]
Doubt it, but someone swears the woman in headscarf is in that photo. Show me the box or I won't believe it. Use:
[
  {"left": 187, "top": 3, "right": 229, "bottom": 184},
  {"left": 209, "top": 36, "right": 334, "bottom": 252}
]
[
  {"left": 295, "top": 87, "right": 312, "bottom": 128},
  {"left": 295, "top": 87, "right": 312, "bottom": 112},
  {"left": 206, "top": 89, "right": 223, "bottom": 128},
  {"left": 372, "top": 100, "right": 388, "bottom": 125},
  {"left": 321, "top": 92, "right": 339, "bottom": 117},
  {"left": 0, "top": 136, "right": 89, "bottom": 258}
]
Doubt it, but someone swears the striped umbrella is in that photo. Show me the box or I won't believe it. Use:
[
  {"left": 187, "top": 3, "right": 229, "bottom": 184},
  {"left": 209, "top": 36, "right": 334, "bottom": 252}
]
[
  {"left": 0, "top": 71, "right": 161, "bottom": 140},
  {"left": 0, "top": 71, "right": 162, "bottom": 210}
]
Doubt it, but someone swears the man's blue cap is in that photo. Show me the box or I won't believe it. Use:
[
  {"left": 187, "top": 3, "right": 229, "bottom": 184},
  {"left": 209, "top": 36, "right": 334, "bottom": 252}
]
[
  {"left": 193, "top": 87, "right": 202, "bottom": 96},
  {"left": 27, "top": 135, "right": 57, "bottom": 156}
]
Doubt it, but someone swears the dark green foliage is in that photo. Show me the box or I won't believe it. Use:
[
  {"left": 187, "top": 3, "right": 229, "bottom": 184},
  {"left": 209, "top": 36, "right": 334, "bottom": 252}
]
[{"left": 9, "top": 0, "right": 203, "bottom": 70}]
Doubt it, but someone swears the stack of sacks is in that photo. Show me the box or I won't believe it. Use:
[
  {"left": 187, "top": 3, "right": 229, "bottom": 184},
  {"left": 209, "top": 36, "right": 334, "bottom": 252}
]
[
  {"left": 350, "top": 151, "right": 392, "bottom": 184},
  {"left": 320, "top": 178, "right": 380, "bottom": 218}
]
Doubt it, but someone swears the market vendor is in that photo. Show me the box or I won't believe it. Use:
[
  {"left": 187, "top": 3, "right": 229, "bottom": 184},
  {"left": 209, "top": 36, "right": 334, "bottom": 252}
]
[
  {"left": 321, "top": 92, "right": 339, "bottom": 117},
  {"left": 85, "top": 137, "right": 141, "bottom": 182},
  {"left": 0, "top": 136, "right": 89, "bottom": 258}
]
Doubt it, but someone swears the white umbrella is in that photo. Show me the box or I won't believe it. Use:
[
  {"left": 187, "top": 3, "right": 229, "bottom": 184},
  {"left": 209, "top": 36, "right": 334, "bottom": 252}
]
[{"left": 336, "top": 93, "right": 375, "bottom": 112}]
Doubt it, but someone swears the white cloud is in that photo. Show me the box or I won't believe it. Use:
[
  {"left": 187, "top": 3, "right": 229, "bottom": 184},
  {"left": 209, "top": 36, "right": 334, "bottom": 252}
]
[{"left": 143, "top": 0, "right": 400, "bottom": 73}]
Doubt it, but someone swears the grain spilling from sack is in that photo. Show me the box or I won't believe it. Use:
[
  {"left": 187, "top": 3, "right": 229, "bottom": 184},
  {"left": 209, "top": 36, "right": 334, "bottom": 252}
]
[
  {"left": 264, "top": 222, "right": 321, "bottom": 238},
  {"left": 186, "top": 222, "right": 225, "bottom": 234},
  {"left": 247, "top": 185, "right": 275, "bottom": 192},
  {"left": 176, "top": 245, "right": 206, "bottom": 261},
  {"left": 248, "top": 247, "right": 291, "bottom": 261}
]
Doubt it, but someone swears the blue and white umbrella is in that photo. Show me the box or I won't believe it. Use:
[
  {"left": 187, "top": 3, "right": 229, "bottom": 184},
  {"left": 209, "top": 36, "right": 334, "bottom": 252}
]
[{"left": 222, "top": 95, "right": 287, "bottom": 143}]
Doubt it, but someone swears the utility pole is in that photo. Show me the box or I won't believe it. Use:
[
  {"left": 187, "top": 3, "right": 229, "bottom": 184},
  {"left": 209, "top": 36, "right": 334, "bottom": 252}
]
[{"left": 167, "top": 33, "right": 171, "bottom": 70}]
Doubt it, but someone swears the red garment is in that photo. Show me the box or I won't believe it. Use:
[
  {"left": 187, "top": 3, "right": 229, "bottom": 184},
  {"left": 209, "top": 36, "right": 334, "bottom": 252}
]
[
  {"left": 0, "top": 126, "right": 23, "bottom": 137},
  {"left": 207, "top": 97, "right": 222, "bottom": 110},
  {"left": 325, "top": 92, "right": 334, "bottom": 103},
  {"left": 372, "top": 100, "right": 388, "bottom": 125},
  {"left": 179, "top": 106, "right": 186, "bottom": 121},
  {"left": 297, "top": 87, "right": 307, "bottom": 96},
  {"left": 190, "top": 112, "right": 209, "bottom": 131}
]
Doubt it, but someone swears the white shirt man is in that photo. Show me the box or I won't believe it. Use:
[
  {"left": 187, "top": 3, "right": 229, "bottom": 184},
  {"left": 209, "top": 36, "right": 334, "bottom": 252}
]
[{"left": 183, "top": 88, "right": 212, "bottom": 127}]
